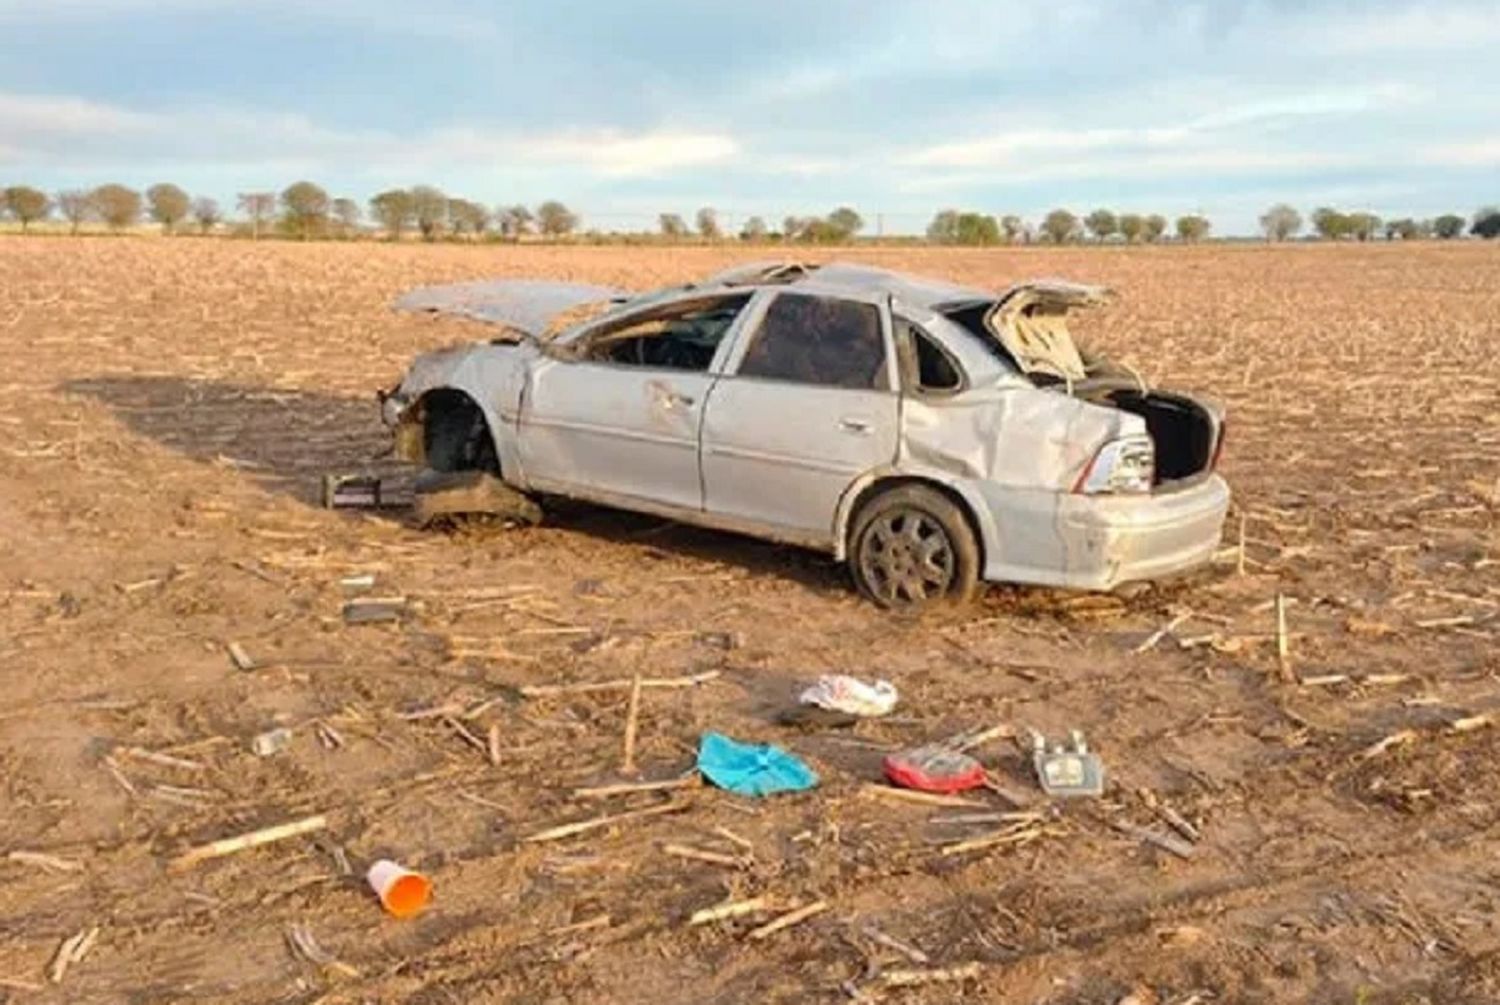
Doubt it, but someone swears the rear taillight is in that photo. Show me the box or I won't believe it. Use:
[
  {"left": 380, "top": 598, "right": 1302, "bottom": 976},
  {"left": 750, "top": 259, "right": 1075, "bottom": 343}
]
[{"left": 1073, "top": 435, "right": 1155, "bottom": 495}]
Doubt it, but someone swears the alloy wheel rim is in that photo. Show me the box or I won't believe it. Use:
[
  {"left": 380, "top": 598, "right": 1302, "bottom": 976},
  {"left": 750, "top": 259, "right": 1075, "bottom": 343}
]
[{"left": 859, "top": 509, "right": 955, "bottom": 605}]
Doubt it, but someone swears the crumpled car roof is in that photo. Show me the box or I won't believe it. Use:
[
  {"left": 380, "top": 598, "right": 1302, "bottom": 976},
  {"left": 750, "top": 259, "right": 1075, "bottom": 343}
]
[
  {"left": 391, "top": 264, "right": 1109, "bottom": 341},
  {"left": 393, "top": 279, "right": 629, "bottom": 336}
]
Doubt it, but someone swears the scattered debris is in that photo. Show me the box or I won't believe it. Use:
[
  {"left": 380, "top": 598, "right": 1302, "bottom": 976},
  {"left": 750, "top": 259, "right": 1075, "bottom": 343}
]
[
  {"left": 519, "top": 670, "right": 720, "bottom": 698},
  {"left": 1358, "top": 729, "right": 1418, "bottom": 761},
  {"left": 287, "top": 922, "right": 360, "bottom": 977},
  {"left": 413, "top": 469, "right": 542, "bottom": 526},
  {"left": 621, "top": 673, "right": 643, "bottom": 775},
  {"left": 1275, "top": 593, "right": 1292, "bottom": 680},
  {"left": 1032, "top": 730, "right": 1106, "bottom": 798},
  {"left": 1449, "top": 713, "right": 1493, "bottom": 734},
  {"left": 48, "top": 927, "right": 99, "bottom": 984},
  {"left": 252, "top": 727, "right": 293, "bottom": 757},
  {"left": 689, "top": 895, "right": 770, "bottom": 926},
  {"left": 1113, "top": 820, "right": 1196, "bottom": 860},
  {"left": 226, "top": 640, "right": 256, "bottom": 672},
  {"left": 662, "top": 843, "right": 745, "bottom": 869},
  {"left": 797, "top": 675, "right": 897, "bottom": 717},
  {"left": 321, "top": 473, "right": 387, "bottom": 509},
  {"left": 939, "top": 815, "right": 1048, "bottom": 856},
  {"left": 340, "top": 573, "right": 376, "bottom": 594},
  {"left": 367, "top": 860, "right": 432, "bottom": 918},
  {"left": 860, "top": 784, "right": 990, "bottom": 809},
  {"left": 883, "top": 744, "right": 987, "bottom": 794},
  {"left": 342, "top": 597, "right": 408, "bottom": 625},
  {"left": 880, "top": 962, "right": 983, "bottom": 987},
  {"left": 857, "top": 923, "right": 929, "bottom": 964},
  {"left": 697, "top": 733, "right": 817, "bottom": 797},
  {"left": 522, "top": 799, "right": 689, "bottom": 843},
  {"left": 1134, "top": 611, "right": 1192, "bottom": 654},
  {"left": 573, "top": 776, "right": 700, "bottom": 799},
  {"left": 747, "top": 900, "right": 828, "bottom": 940},
  {"left": 5, "top": 850, "right": 82, "bottom": 874},
  {"left": 169, "top": 814, "right": 329, "bottom": 872}
]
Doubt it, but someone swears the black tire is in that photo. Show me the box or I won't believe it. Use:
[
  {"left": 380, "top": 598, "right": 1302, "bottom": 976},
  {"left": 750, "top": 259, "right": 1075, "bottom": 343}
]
[{"left": 848, "top": 484, "right": 979, "bottom": 609}]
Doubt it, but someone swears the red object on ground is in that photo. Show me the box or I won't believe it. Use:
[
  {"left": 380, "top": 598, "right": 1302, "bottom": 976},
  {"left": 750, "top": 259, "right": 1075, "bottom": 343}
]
[{"left": 882, "top": 745, "right": 987, "bottom": 793}]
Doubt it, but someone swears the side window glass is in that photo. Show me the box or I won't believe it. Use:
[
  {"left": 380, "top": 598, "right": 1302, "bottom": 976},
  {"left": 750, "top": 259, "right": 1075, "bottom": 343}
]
[
  {"left": 737, "top": 294, "right": 886, "bottom": 390},
  {"left": 895, "top": 318, "right": 963, "bottom": 393}
]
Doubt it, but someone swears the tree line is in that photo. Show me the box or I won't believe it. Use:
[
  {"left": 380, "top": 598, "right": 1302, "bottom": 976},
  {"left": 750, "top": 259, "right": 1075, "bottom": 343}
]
[
  {"left": 3, "top": 180, "right": 1498, "bottom": 244},
  {"left": 1257, "top": 203, "right": 1500, "bottom": 241}
]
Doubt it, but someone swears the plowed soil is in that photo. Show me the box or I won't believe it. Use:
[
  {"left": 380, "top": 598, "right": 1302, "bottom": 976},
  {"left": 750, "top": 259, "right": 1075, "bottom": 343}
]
[{"left": 1, "top": 237, "right": 1497, "bottom": 1005}]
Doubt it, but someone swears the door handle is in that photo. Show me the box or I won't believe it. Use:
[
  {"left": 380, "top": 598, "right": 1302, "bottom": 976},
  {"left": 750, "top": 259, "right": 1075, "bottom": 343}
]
[
  {"left": 649, "top": 381, "right": 695, "bottom": 410},
  {"left": 839, "top": 417, "right": 872, "bottom": 435}
]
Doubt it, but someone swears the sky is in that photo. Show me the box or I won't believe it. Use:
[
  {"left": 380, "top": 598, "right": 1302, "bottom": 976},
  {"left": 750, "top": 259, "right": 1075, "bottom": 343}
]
[{"left": 1, "top": 0, "right": 1497, "bottom": 234}]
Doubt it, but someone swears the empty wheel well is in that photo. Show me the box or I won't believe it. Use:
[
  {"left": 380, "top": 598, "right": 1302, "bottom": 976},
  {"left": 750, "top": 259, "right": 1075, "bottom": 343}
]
[
  {"left": 416, "top": 389, "right": 500, "bottom": 474},
  {"left": 844, "top": 476, "right": 985, "bottom": 566}
]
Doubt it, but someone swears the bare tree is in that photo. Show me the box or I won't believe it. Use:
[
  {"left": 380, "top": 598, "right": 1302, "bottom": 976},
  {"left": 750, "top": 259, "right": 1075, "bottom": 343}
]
[
  {"left": 535, "top": 200, "right": 577, "bottom": 238},
  {"left": 147, "top": 183, "right": 191, "bottom": 234},
  {"left": 495, "top": 204, "right": 532, "bottom": 241},
  {"left": 331, "top": 198, "right": 361, "bottom": 236},
  {"left": 446, "top": 198, "right": 488, "bottom": 238},
  {"left": 237, "top": 192, "right": 276, "bottom": 240},
  {"left": 1000, "top": 214, "right": 1027, "bottom": 243},
  {"left": 3, "top": 186, "right": 52, "bottom": 232},
  {"left": 1040, "top": 209, "right": 1080, "bottom": 244},
  {"left": 1346, "top": 211, "right": 1381, "bottom": 242},
  {"left": 409, "top": 186, "right": 447, "bottom": 240},
  {"left": 92, "top": 184, "right": 142, "bottom": 233},
  {"left": 1259, "top": 203, "right": 1302, "bottom": 242},
  {"left": 781, "top": 216, "right": 805, "bottom": 241},
  {"left": 1384, "top": 218, "right": 1418, "bottom": 241},
  {"left": 56, "top": 190, "right": 94, "bottom": 234},
  {"left": 740, "top": 216, "right": 768, "bottom": 241},
  {"left": 695, "top": 207, "right": 720, "bottom": 240},
  {"left": 191, "top": 196, "right": 222, "bottom": 235},
  {"left": 1084, "top": 208, "right": 1117, "bottom": 242},
  {"left": 659, "top": 213, "right": 687, "bottom": 239},
  {"left": 1175, "top": 214, "right": 1211, "bottom": 242},
  {"left": 370, "top": 190, "right": 414, "bottom": 240},
  {"left": 279, "top": 181, "right": 329, "bottom": 239}
]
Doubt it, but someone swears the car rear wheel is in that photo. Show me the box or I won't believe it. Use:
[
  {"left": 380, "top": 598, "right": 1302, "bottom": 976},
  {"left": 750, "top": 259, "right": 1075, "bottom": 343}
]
[{"left": 849, "top": 484, "right": 979, "bottom": 609}]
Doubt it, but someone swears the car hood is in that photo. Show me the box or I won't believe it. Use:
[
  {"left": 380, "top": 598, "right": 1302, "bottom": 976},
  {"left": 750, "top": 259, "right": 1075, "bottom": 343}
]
[
  {"left": 393, "top": 279, "right": 630, "bottom": 338},
  {"left": 985, "top": 280, "right": 1111, "bottom": 384}
]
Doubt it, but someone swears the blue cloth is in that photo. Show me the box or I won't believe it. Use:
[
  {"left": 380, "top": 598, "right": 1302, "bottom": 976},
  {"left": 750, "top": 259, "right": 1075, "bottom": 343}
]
[{"left": 696, "top": 732, "right": 818, "bottom": 797}]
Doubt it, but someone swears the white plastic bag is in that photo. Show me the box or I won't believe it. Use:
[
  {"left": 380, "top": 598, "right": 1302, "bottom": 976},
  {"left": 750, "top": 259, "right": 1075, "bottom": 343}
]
[{"left": 797, "top": 675, "right": 898, "bottom": 717}]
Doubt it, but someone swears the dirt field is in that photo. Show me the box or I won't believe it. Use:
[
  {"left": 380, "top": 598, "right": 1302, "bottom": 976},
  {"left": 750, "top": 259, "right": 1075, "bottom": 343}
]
[{"left": 1, "top": 237, "right": 1497, "bottom": 1005}]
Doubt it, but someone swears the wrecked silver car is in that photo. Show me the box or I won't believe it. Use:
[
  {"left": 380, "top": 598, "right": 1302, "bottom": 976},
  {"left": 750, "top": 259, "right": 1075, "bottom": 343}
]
[{"left": 382, "top": 262, "right": 1230, "bottom": 607}]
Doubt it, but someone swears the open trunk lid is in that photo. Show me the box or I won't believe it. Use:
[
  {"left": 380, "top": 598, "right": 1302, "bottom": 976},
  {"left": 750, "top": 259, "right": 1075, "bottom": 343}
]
[{"left": 982, "top": 280, "right": 1110, "bottom": 383}]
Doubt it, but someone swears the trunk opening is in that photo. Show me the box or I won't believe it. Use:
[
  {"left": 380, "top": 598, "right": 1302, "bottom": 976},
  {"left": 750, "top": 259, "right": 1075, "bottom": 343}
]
[{"left": 1092, "top": 388, "right": 1216, "bottom": 485}]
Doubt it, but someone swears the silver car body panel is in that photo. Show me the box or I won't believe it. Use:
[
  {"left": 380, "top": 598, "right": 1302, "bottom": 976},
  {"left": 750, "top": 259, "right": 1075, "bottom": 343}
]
[
  {"left": 385, "top": 263, "right": 1230, "bottom": 590},
  {"left": 394, "top": 279, "right": 628, "bottom": 336}
]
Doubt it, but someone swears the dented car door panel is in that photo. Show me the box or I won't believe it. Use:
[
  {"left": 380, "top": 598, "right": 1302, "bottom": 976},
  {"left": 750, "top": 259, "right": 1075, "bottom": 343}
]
[{"left": 517, "top": 359, "right": 712, "bottom": 509}]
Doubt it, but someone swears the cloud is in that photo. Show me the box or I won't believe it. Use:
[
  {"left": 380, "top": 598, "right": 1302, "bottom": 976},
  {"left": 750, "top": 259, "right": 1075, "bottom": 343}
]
[
  {"left": 0, "top": 92, "right": 737, "bottom": 178},
  {"left": 1421, "top": 140, "right": 1500, "bottom": 167}
]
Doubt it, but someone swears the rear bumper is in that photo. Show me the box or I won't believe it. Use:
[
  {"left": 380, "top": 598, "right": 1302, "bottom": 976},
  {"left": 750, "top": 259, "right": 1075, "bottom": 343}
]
[
  {"left": 1053, "top": 474, "right": 1230, "bottom": 589},
  {"left": 977, "top": 474, "right": 1230, "bottom": 590}
]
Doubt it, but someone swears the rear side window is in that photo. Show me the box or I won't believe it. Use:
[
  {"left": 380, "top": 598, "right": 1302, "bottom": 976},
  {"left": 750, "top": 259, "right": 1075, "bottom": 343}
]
[
  {"left": 736, "top": 293, "right": 887, "bottom": 390},
  {"left": 896, "top": 317, "right": 963, "bottom": 393}
]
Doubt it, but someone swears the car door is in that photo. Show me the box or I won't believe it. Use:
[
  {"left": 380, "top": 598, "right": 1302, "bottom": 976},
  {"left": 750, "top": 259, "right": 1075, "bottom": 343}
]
[
  {"left": 700, "top": 290, "right": 899, "bottom": 541},
  {"left": 516, "top": 294, "right": 749, "bottom": 510}
]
